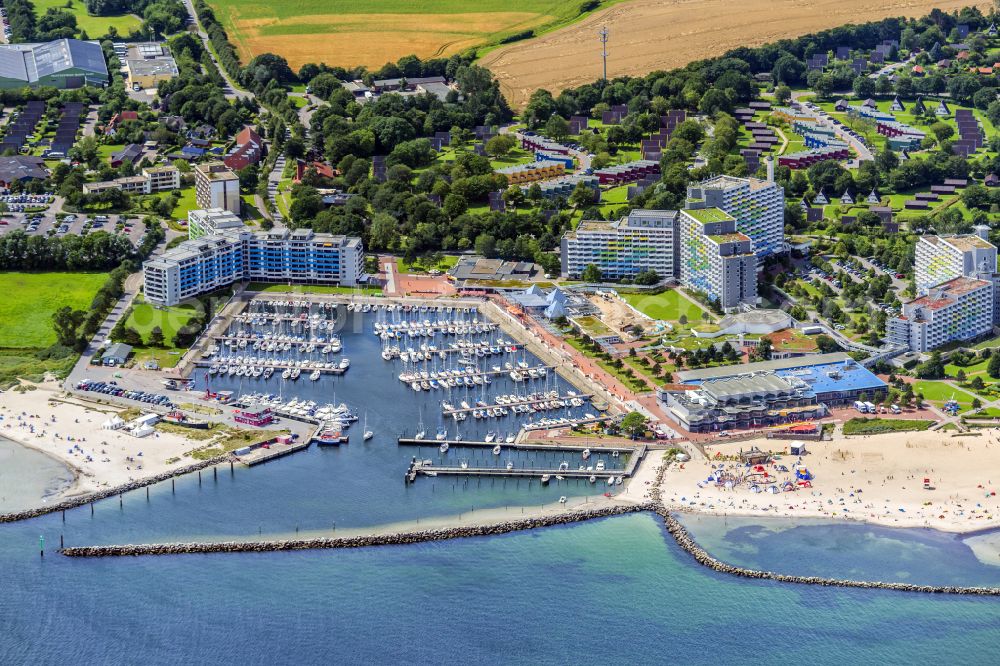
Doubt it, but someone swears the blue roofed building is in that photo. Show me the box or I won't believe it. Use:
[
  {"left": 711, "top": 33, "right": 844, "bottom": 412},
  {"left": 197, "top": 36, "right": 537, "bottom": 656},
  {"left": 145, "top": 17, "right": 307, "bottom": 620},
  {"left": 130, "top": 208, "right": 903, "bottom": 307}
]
[{"left": 658, "top": 353, "right": 887, "bottom": 432}]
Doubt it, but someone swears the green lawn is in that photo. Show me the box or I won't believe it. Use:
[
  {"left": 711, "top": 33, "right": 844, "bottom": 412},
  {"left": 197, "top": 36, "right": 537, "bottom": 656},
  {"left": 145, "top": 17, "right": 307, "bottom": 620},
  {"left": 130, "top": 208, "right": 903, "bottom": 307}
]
[
  {"left": 945, "top": 358, "right": 990, "bottom": 378},
  {"left": 171, "top": 187, "right": 199, "bottom": 221},
  {"left": 246, "top": 282, "right": 383, "bottom": 295},
  {"left": 34, "top": 0, "right": 141, "bottom": 37},
  {"left": 97, "top": 143, "right": 126, "bottom": 161},
  {"left": 0, "top": 272, "right": 108, "bottom": 348},
  {"left": 622, "top": 289, "right": 707, "bottom": 323},
  {"left": 843, "top": 418, "right": 933, "bottom": 435},
  {"left": 912, "top": 380, "right": 981, "bottom": 409},
  {"left": 397, "top": 255, "right": 459, "bottom": 274},
  {"left": 126, "top": 296, "right": 199, "bottom": 343}
]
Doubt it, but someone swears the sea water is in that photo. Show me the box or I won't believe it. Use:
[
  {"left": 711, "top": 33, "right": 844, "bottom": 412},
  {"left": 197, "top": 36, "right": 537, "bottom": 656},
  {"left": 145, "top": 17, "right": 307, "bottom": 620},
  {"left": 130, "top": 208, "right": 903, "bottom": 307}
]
[
  {"left": 2, "top": 513, "right": 1000, "bottom": 664},
  {"left": 0, "top": 437, "right": 74, "bottom": 513}
]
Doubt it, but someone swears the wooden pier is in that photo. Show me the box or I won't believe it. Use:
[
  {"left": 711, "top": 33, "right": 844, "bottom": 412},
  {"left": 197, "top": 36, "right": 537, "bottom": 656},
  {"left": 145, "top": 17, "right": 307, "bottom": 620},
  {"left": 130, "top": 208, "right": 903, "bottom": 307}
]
[{"left": 404, "top": 444, "right": 646, "bottom": 482}]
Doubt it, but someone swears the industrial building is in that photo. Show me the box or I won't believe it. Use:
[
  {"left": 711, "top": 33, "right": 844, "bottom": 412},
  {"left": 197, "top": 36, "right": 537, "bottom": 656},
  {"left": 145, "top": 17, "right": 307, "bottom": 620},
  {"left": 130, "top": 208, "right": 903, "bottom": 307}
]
[
  {"left": 124, "top": 42, "right": 178, "bottom": 89},
  {"left": 0, "top": 39, "right": 108, "bottom": 88},
  {"left": 658, "top": 353, "right": 887, "bottom": 432}
]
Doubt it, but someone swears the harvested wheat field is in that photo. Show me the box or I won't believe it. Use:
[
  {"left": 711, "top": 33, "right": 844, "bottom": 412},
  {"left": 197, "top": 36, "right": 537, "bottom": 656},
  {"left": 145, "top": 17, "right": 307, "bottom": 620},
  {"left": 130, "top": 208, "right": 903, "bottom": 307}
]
[
  {"left": 204, "top": 0, "right": 597, "bottom": 70},
  {"left": 481, "top": 0, "right": 991, "bottom": 107}
]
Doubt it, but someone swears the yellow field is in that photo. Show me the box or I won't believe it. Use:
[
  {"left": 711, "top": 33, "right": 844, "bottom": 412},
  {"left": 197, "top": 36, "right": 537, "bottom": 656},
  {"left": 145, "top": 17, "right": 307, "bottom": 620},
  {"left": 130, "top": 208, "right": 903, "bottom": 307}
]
[
  {"left": 205, "top": 0, "right": 581, "bottom": 69},
  {"left": 481, "top": 0, "right": 993, "bottom": 107}
]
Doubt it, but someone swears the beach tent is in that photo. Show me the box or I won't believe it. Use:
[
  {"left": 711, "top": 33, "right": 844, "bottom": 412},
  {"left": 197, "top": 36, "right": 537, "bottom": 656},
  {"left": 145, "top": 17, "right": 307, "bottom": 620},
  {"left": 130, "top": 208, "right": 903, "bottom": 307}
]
[
  {"left": 101, "top": 415, "right": 125, "bottom": 430},
  {"left": 789, "top": 441, "right": 807, "bottom": 456},
  {"left": 130, "top": 424, "right": 154, "bottom": 438}
]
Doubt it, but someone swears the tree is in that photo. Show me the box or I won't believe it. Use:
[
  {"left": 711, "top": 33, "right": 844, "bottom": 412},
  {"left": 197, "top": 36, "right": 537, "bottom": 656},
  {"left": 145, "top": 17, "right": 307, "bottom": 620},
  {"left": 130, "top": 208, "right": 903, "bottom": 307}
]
[
  {"left": 971, "top": 376, "right": 986, "bottom": 391},
  {"left": 988, "top": 351, "right": 1000, "bottom": 379},
  {"left": 955, "top": 368, "right": 967, "bottom": 383},
  {"left": 852, "top": 75, "right": 875, "bottom": 99},
  {"left": 544, "top": 114, "right": 570, "bottom": 141},
  {"left": 972, "top": 397, "right": 982, "bottom": 411},
  {"left": 774, "top": 85, "right": 792, "bottom": 104},
  {"left": 148, "top": 326, "right": 165, "bottom": 347},
  {"left": 51, "top": 306, "right": 86, "bottom": 348},
  {"left": 582, "top": 264, "right": 602, "bottom": 283},
  {"left": 620, "top": 411, "right": 648, "bottom": 439},
  {"left": 485, "top": 134, "right": 516, "bottom": 158},
  {"left": 568, "top": 182, "right": 595, "bottom": 208}
]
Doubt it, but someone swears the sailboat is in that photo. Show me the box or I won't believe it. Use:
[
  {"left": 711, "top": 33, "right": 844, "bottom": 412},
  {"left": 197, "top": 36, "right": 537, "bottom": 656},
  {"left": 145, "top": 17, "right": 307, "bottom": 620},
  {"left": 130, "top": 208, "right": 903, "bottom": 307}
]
[{"left": 363, "top": 413, "right": 373, "bottom": 441}]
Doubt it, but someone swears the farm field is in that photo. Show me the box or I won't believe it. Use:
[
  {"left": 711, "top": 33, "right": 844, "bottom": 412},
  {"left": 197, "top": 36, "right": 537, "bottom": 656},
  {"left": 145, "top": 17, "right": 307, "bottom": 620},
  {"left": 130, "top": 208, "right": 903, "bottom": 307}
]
[
  {"left": 34, "top": 0, "right": 141, "bottom": 37},
  {"left": 202, "top": 0, "right": 613, "bottom": 70},
  {"left": 0, "top": 272, "right": 108, "bottom": 348},
  {"left": 481, "top": 0, "right": 991, "bottom": 107}
]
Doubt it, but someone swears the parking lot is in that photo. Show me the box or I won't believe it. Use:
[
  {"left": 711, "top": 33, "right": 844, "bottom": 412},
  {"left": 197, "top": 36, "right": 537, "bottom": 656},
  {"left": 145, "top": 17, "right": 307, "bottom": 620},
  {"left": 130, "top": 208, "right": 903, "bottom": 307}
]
[
  {"left": 75, "top": 379, "right": 176, "bottom": 409},
  {"left": 1, "top": 209, "right": 149, "bottom": 245}
]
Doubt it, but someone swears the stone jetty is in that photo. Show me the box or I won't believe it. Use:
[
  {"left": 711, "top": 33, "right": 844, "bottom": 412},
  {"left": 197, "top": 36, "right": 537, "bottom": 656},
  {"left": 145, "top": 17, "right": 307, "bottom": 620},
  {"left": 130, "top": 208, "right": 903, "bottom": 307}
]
[
  {"left": 59, "top": 504, "right": 651, "bottom": 556},
  {"left": 0, "top": 455, "right": 230, "bottom": 523}
]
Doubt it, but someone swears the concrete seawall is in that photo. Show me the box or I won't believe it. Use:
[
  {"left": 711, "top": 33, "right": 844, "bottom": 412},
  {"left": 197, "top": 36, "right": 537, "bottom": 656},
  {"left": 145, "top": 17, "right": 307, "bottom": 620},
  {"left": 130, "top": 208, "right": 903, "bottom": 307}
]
[{"left": 0, "top": 455, "right": 230, "bottom": 524}]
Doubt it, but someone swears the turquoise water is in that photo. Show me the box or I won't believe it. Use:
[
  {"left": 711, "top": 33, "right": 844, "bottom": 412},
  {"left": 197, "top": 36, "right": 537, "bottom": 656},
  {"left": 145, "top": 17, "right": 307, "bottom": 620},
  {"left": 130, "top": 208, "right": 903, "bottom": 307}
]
[
  {"left": 0, "top": 437, "right": 73, "bottom": 513},
  {"left": 3, "top": 513, "right": 1000, "bottom": 664}
]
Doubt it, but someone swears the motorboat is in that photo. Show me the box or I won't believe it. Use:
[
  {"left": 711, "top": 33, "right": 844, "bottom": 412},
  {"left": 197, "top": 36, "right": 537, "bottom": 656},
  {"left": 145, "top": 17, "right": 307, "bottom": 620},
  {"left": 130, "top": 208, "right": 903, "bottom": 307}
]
[
  {"left": 484, "top": 431, "right": 496, "bottom": 443},
  {"left": 540, "top": 474, "right": 550, "bottom": 484},
  {"left": 588, "top": 475, "right": 596, "bottom": 484},
  {"left": 435, "top": 427, "right": 448, "bottom": 441},
  {"left": 310, "top": 370, "right": 321, "bottom": 381},
  {"left": 582, "top": 448, "right": 591, "bottom": 460},
  {"left": 492, "top": 444, "right": 501, "bottom": 455},
  {"left": 439, "top": 441, "right": 449, "bottom": 453}
]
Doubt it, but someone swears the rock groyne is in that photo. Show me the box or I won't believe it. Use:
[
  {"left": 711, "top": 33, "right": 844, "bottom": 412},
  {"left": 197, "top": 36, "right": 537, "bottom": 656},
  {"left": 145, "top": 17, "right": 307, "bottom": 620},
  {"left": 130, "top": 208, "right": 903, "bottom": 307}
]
[
  {"left": 0, "top": 456, "right": 230, "bottom": 523},
  {"left": 59, "top": 503, "right": 652, "bottom": 556}
]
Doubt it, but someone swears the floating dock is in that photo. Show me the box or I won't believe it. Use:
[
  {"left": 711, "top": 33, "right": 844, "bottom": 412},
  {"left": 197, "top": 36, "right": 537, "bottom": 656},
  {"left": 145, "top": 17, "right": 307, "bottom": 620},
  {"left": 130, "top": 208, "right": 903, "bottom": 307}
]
[
  {"left": 403, "top": 445, "right": 646, "bottom": 482},
  {"left": 441, "top": 393, "right": 591, "bottom": 416}
]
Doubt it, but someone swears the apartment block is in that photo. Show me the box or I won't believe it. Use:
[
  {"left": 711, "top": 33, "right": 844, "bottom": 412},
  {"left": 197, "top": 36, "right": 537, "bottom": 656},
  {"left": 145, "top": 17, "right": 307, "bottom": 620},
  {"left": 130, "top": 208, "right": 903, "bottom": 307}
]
[
  {"left": 143, "top": 229, "right": 364, "bottom": 306},
  {"left": 560, "top": 209, "right": 679, "bottom": 280},
  {"left": 187, "top": 208, "right": 245, "bottom": 240},
  {"left": 886, "top": 276, "right": 993, "bottom": 351},
  {"left": 915, "top": 227, "right": 997, "bottom": 293},
  {"left": 686, "top": 167, "right": 784, "bottom": 260},
  {"left": 143, "top": 164, "right": 180, "bottom": 192},
  {"left": 194, "top": 161, "right": 241, "bottom": 213},
  {"left": 678, "top": 208, "right": 757, "bottom": 310},
  {"left": 82, "top": 164, "right": 180, "bottom": 196}
]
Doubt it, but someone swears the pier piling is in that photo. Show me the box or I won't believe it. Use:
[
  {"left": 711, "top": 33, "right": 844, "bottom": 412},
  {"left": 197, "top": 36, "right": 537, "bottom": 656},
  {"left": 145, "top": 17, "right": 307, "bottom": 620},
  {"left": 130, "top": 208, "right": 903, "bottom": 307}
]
[
  {"left": 199, "top": 471, "right": 202, "bottom": 486},
  {"left": 172, "top": 479, "right": 175, "bottom": 494}
]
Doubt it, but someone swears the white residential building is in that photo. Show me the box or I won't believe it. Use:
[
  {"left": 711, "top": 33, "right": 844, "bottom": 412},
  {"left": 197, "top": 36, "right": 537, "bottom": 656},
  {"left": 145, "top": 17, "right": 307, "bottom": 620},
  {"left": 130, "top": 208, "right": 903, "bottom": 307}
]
[
  {"left": 560, "top": 209, "right": 678, "bottom": 280},
  {"left": 886, "top": 276, "right": 993, "bottom": 352},
  {"left": 194, "top": 161, "right": 241, "bottom": 214},
  {"left": 686, "top": 164, "right": 785, "bottom": 260},
  {"left": 188, "top": 208, "right": 245, "bottom": 240},
  {"left": 143, "top": 164, "right": 180, "bottom": 192},
  {"left": 81, "top": 164, "right": 180, "bottom": 196},
  {"left": 678, "top": 208, "right": 757, "bottom": 310},
  {"left": 143, "top": 229, "right": 364, "bottom": 306},
  {"left": 914, "top": 226, "right": 1000, "bottom": 323}
]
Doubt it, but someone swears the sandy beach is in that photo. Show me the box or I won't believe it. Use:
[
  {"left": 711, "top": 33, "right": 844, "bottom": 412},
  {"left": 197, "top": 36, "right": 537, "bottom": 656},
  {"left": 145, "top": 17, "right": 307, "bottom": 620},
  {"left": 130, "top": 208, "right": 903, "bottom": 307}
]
[
  {"left": 0, "top": 381, "right": 207, "bottom": 501},
  {"left": 661, "top": 430, "right": 1000, "bottom": 533}
]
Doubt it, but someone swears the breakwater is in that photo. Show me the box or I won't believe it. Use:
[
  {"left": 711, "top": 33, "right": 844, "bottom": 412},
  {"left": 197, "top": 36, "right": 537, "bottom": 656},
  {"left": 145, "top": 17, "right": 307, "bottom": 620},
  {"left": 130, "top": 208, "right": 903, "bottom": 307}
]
[
  {"left": 59, "top": 503, "right": 652, "bottom": 556},
  {"left": 0, "top": 455, "right": 230, "bottom": 523}
]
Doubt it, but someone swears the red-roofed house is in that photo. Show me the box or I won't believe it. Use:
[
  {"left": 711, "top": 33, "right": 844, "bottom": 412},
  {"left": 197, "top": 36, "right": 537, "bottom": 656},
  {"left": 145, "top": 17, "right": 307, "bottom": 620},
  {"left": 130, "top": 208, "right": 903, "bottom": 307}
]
[
  {"left": 295, "top": 159, "right": 337, "bottom": 182},
  {"left": 223, "top": 126, "right": 264, "bottom": 172}
]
